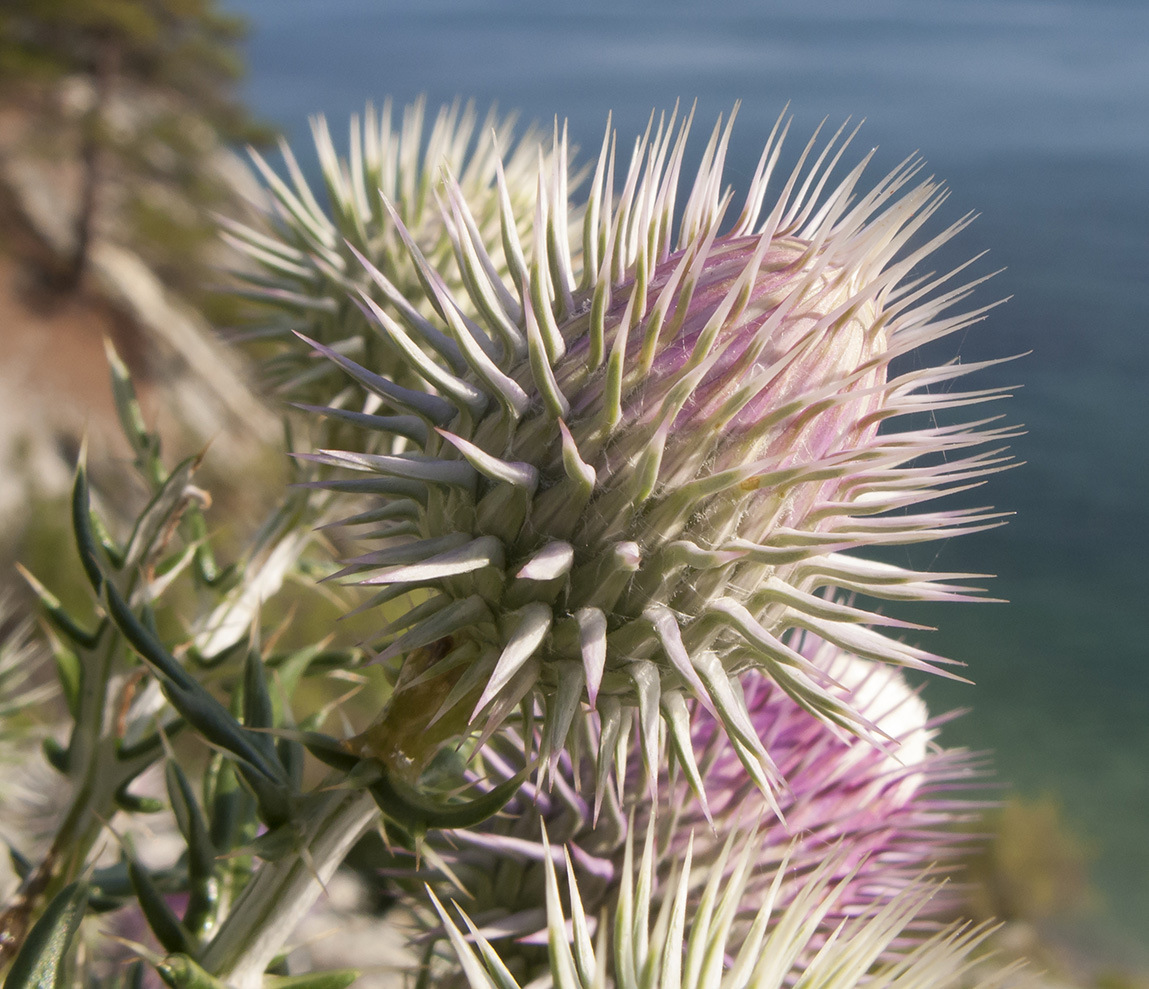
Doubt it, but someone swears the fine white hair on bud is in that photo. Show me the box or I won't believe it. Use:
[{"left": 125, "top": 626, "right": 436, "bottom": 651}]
[{"left": 292, "top": 103, "right": 1015, "bottom": 799}]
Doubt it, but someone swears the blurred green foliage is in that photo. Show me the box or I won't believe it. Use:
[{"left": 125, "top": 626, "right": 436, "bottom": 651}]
[{"left": 966, "top": 794, "right": 1095, "bottom": 923}]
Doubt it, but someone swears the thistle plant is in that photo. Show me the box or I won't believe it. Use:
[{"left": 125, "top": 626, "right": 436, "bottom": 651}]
[
  {"left": 0, "top": 344, "right": 369, "bottom": 982},
  {"left": 0, "top": 100, "right": 1026, "bottom": 989}
]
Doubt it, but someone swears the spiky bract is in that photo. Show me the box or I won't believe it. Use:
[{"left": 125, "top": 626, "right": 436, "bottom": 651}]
[{"left": 298, "top": 105, "right": 1013, "bottom": 795}]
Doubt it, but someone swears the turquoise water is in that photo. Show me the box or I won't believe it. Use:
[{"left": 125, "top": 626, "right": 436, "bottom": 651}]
[{"left": 227, "top": 0, "right": 1149, "bottom": 967}]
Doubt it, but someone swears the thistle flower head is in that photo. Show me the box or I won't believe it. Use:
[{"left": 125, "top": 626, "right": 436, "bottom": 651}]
[
  {"left": 290, "top": 104, "right": 1013, "bottom": 793},
  {"left": 403, "top": 641, "right": 987, "bottom": 981}
]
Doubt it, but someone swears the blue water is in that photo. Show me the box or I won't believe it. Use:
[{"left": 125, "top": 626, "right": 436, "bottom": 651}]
[{"left": 226, "top": 0, "right": 1149, "bottom": 967}]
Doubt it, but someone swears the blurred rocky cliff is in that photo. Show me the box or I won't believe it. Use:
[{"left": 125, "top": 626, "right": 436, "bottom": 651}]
[{"left": 0, "top": 78, "right": 279, "bottom": 569}]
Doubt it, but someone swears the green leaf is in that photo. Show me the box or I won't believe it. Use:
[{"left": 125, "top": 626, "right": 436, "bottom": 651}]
[
  {"left": 263, "top": 971, "right": 360, "bottom": 989},
  {"left": 89, "top": 510, "right": 125, "bottom": 570},
  {"left": 2, "top": 881, "right": 88, "bottom": 989},
  {"left": 15, "top": 564, "right": 102, "bottom": 650},
  {"left": 7, "top": 846, "right": 33, "bottom": 883},
  {"left": 165, "top": 763, "right": 215, "bottom": 884},
  {"left": 100, "top": 572, "right": 286, "bottom": 785},
  {"left": 277, "top": 735, "right": 304, "bottom": 791},
  {"left": 187, "top": 639, "right": 247, "bottom": 671},
  {"left": 72, "top": 464, "right": 107, "bottom": 594},
  {"left": 236, "top": 823, "right": 299, "bottom": 863},
  {"left": 114, "top": 782, "right": 164, "bottom": 814},
  {"left": 117, "top": 728, "right": 170, "bottom": 765},
  {"left": 187, "top": 507, "right": 235, "bottom": 590},
  {"left": 242, "top": 651, "right": 278, "bottom": 758},
  {"left": 205, "top": 756, "right": 257, "bottom": 856},
  {"left": 123, "top": 456, "right": 200, "bottom": 575},
  {"left": 298, "top": 732, "right": 362, "bottom": 774},
  {"left": 104, "top": 338, "right": 163, "bottom": 486},
  {"left": 235, "top": 764, "right": 293, "bottom": 829},
  {"left": 128, "top": 861, "right": 192, "bottom": 956},
  {"left": 49, "top": 646, "right": 81, "bottom": 721},
  {"left": 41, "top": 738, "right": 70, "bottom": 775}
]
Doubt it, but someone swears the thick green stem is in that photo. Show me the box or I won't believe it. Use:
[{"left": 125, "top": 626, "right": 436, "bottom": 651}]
[
  {"left": 199, "top": 789, "right": 378, "bottom": 989},
  {"left": 0, "top": 624, "right": 127, "bottom": 964}
]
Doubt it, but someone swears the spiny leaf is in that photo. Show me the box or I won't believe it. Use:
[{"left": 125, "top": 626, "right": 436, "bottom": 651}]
[
  {"left": 96, "top": 560, "right": 286, "bottom": 785},
  {"left": 155, "top": 954, "right": 229, "bottom": 989},
  {"left": 128, "top": 861, "right": 192, "bottom": 956},
  {"left": 123, "top": 456, "right": 200, "bottom": 575}
]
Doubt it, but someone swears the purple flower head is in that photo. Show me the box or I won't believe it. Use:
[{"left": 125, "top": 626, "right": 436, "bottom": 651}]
[
  {"left": 402, "top": 635, "right": 988, "bottom": 984},
  {"left": 670, "top": 637, "right": 987, "bottom": 924}
]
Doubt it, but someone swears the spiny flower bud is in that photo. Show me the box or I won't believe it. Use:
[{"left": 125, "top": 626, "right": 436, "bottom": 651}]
[
  {"left": 306, "top": 105, "right": 1014, "bottom": 796},
  {"left": 224, "top": 97, "right": 550, "bottom": 402},
  {"left": 431, "top": 847, "right": 1010, "bottom": 989}
]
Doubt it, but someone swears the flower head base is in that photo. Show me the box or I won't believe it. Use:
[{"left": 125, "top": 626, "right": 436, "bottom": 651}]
[{"left": 304, "top": 105, "right": 1014, "bottom": 795}]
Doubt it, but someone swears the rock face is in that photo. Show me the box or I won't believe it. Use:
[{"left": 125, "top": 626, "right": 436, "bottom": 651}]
[{"left": 0, "top": 99, "right": 276, "bottom": 553}]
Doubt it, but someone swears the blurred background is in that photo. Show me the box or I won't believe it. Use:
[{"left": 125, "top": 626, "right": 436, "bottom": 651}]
[{"left": 2, "top": 0, "right": 1146, "bottom": 980}]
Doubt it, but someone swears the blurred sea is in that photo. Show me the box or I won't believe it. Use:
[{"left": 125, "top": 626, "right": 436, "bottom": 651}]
[{"left": 226, "top": 0, "right": 1149, "bottom": 968}]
